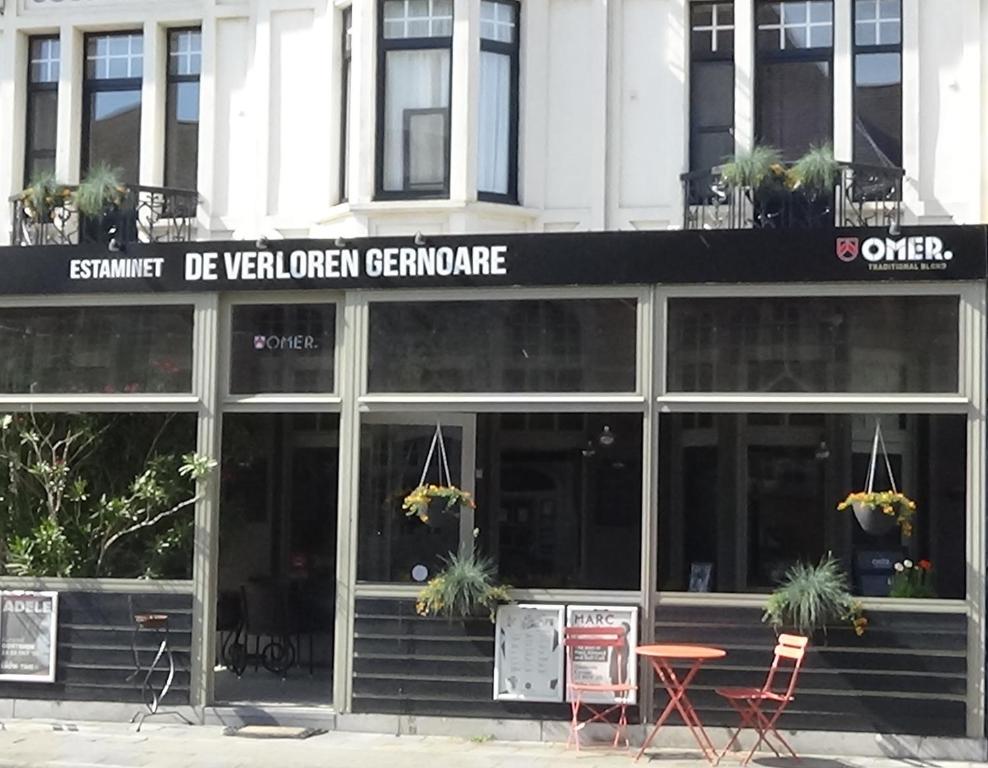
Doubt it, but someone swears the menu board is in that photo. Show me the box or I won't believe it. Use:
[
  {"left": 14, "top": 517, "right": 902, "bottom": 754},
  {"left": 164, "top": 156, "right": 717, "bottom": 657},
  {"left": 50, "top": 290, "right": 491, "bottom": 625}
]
[
  {"left": 493, "top": 604, "right": 564, "bottom": 702},
  {"left": 565, "top": 605, "right": 638, "bottom": 704},
  {"left": 0, "top": 591, "right": 58, "bottom": 682}
]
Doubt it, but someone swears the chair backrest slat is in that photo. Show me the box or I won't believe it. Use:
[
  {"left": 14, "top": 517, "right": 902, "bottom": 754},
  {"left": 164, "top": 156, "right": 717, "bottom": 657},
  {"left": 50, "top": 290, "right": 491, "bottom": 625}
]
[{"left": 761, "top": 633, "right": 809, "bottom": 700}]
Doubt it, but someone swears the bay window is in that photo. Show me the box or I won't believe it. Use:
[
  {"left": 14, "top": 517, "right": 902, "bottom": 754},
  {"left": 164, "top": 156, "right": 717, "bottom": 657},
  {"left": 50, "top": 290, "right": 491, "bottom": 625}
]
[
  {"left": 478, "top": 0, "right": 519, "bottom": 201},
  {"left": 377, "top": 0, "right": 453, "bottom": 198}
]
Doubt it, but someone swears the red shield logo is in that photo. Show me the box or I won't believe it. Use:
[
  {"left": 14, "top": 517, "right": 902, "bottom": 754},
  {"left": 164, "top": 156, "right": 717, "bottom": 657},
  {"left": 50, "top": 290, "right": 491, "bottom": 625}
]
[{"left": 836, "top": 237, "right": 859, "bottom": 262}]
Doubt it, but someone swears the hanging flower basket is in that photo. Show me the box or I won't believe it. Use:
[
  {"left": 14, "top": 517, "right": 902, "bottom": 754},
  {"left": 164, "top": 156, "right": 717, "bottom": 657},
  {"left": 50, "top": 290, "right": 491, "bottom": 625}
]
[
  {"left": 401, "top": 422, "right": 475, "bottom": 525},
  {"left": 836, "top": 421, "right": 916, "bottom": 537},
  {"left": 402, "top": 483, "right": 475, "bottom": 524},
  {"left": 838, "top": 491, "right": 916, "bottom": 536}
]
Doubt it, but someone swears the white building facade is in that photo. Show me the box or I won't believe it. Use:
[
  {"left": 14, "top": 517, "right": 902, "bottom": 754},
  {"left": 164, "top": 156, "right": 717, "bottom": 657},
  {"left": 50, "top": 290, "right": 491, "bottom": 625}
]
[{"left": 0, "top": 0, "right": 985, "bottom": 241}]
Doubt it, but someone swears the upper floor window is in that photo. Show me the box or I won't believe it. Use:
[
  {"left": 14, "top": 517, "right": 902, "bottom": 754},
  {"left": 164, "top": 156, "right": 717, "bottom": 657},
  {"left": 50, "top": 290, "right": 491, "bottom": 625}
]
[
  {"left": 340, "top": 7, "right": 353, "bottom": 202},
  {"left": 25, "top": 36, "right": 59, "bottom": 185},
  {"left": 478, "top": 0, "right": 519, "bottom": 202},
  {"left": 755, "top": 0, "right": 833, "bottom": 159},
  {"left": 83, "top": 32, "right": 143, "bottom": 183},
  {"left": 689, "top": 2, "right": 734, "bottom": 172},
  {"left": 853, "top": 0, "right": 901, "bottom": 168},
  {"left": 377, "top": 0, "right": 453, "bottom": 198},
  {"left": 165, "top": 28, "right": 202, "bottom": 192}
]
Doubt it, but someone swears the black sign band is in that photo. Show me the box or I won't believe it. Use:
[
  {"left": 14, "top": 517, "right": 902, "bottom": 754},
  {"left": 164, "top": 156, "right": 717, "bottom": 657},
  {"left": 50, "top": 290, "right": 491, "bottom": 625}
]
[{"left": 1, "top": 225, "right": 984, "bottom": 296}]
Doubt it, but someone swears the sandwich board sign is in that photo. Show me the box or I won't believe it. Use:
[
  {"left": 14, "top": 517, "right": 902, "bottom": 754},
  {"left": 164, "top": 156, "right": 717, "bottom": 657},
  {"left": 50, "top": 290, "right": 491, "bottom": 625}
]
[
  {"left": 565, "top": 605, "right": 638, "bottom": 704},
  {"left": 493, "top": 604, "right": 564, "bottom": 702},
  {"left": 0, "top": 591, "right": 58, "bottom": 682}
]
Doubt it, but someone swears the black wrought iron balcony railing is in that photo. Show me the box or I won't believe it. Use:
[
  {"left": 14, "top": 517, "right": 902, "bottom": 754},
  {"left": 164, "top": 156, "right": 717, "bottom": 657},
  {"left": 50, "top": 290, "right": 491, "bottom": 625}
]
[
  {"left": 10, "top": 185, "right": 198, "bottom": 247},
  {"left": 680, "top": 161, "right": 904, "bottom": 231}
]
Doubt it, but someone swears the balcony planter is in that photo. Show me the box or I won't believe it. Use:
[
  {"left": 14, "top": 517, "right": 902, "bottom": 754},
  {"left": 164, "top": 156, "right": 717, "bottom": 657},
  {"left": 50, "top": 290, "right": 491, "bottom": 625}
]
[{"left": 75, "top": 164, "right": 137, "bottom": 247}]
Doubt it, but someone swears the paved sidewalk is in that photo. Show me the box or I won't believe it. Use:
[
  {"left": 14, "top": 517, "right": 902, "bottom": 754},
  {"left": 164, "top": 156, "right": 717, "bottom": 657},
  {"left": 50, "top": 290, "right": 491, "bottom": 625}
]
[{"left": 0, "top": 720, "right": 983, "bottom": 768}]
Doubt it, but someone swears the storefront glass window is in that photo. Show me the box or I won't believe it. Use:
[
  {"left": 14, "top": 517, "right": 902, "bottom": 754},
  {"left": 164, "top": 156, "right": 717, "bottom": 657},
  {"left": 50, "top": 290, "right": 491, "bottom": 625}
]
[
  {"left": 357, "top": 421, "right": 464, "bottom": 582},
  {"left": 229, "top": 304, "right": 336, "bottom": 394},
  {"left": 667, "top": 296, "right": 958, "bottom": 392},
  {"left": 368, "top": 298, "right": 638, "bottom": 392},
  {"left": 0, "top": 412, "right": 196, "bottom": 578},
  {"left": 657, "top": 412, "right": 966, "bottom": 598},
  {"left": 0, "top": 306, "right": 192, "bottom": 394},
  {"left": 476, "top": 412, "right": 643, "bottom": 590}
]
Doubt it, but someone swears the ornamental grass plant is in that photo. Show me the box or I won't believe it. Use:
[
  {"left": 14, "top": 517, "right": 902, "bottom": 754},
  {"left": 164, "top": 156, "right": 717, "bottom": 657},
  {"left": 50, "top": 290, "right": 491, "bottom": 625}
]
[
  {"left": 415, "top": 548, "right": 511, "bottom": 622},
  {"left": 763, "top": 554, "right": 867, "bottom": 637}
]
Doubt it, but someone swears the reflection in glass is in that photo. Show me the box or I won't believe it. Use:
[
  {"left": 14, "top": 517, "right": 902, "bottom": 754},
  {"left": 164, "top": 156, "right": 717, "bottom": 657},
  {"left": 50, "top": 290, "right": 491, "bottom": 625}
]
[
  {"left": 383, "top": 49, "right": 451, "bottom": 193},
  {"left": 476, "top": 413, "right": 642, "bottom": 589},
  {"left": 357, "top": 422, "right": 463, "bottom": 582},
  {"left": 165, "top": 81, "right": 200, "bottom": 190},
  {"left": 218, "top": 413, "right": 338, "bottom": 703},
  {"left": 854, "top": 53, "right": 901, "bottom": 167},
  {"left": 658, "top": 413, "right": 965, "bottom": 598},
  {"left": 756, "top": 60, "right": 832, "bottom": 159},
  {"left": 87, "top": 90, "right": 142, "bottom": 183},
  {"left": 368, "top": 299, "right": 637, "bottom": 392},
  {"left": 667, "top": 296, "right": 958, "bottom": 393},
  {"left": 230, "top": 304, "right": 336, "bottom": 394},
  {"left": 0, "top": 306, "right": 193, "bottom": 394}
]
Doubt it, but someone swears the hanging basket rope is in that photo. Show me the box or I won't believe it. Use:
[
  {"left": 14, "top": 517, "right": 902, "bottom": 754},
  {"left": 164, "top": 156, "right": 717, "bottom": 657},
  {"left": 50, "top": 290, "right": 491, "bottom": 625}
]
[
  {"left": 836, "top": 421, "right": 917, "bottom": 536},
  {"left": 402, "top": 422, "right": 475, "bottom": 524}
]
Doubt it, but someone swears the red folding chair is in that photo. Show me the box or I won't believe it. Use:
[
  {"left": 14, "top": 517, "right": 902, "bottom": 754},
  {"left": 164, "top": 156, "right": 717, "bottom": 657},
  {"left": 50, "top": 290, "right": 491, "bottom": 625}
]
[
  {"left": 716, "top": 633, "right": 809, "bottom": 764},
  {"left": 563, "top": 626, "right": 637, "bottom": 751}
]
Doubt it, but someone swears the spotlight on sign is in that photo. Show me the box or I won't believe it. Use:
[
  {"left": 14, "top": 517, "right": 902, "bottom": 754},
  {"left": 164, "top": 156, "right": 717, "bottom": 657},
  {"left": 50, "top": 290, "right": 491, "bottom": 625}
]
[{"left": 413, "top": 231, "right": 427, "bottom": 246}]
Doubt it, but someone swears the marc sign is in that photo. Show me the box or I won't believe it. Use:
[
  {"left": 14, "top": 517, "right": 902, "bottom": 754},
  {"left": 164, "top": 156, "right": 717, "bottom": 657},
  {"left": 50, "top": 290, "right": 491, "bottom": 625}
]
[
  {"left": 835, "top": 235, "right": 954, "bottom": 271},
  {"left": 0, "top": 591, "right": 58, "bottom": 683}
]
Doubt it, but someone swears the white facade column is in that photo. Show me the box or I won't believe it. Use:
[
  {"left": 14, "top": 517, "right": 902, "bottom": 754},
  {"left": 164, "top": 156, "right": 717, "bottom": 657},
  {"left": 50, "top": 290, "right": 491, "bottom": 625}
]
[
  {"left": 349, "top": 0, "right": 376, "bottom": 205},
  {"left": 518, "top": 0, "right": 546, "bottom": 212},
  {"left": 449, "top": 0, "right": 478, "bottom": 204},
  {"left": 589, "top": 0, "right": 608, "bottom": 229},
  {"left": 252, "top": 2, "right": 273, "bottom": 228},
  {"left": 196, "top": 14, "right": 218, "bottom": 234},
  {"left": 140, "top": 20, "right": 166, "bottom": 186},
  {"left": 0, "top": 30, "right": 25, "bottom": 243},
  {"left": 734, "top": 0, "right": 754, "bottom": 152},
  {"left": 832, "top": 0, "right": 853, "bottom": 161},
  {"left": 900, "top": 0, "right": 922, "bottom": 215},
  {"left": 56, "top": 25, "right": 82, "bottom": 184}
]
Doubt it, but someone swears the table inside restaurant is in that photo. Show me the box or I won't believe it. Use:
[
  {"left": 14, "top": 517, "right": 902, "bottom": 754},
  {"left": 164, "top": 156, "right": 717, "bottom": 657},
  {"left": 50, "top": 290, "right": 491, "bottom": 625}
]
[{"left": 635, "top": 644, "right": 727, "bottom": 763}]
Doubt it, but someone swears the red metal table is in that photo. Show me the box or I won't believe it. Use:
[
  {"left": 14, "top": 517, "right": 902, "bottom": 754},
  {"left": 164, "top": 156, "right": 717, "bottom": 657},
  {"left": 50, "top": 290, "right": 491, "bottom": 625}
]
[{"left": 635, "top": 644, "right": 727, "bottom": 763}]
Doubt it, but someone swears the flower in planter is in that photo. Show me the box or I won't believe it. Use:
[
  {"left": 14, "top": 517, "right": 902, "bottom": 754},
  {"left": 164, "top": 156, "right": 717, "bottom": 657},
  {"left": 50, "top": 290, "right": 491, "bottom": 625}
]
[
  {"left": 889, "top": 558, "right": 937, "bottom": 598},
  {"left": 402, "top": 483, "right": 475, "bottom": 524},
  {"left": 837, "top": 490, "right": 917, "bottom": 536}
]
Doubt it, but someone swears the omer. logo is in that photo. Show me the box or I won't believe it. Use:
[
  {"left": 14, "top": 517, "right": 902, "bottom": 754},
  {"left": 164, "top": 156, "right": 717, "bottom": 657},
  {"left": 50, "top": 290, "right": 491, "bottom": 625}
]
[
  {"left": 835, "top": 236, "right": 953, "bottom": 262},
  {"left": 253, "top": 335, "right": 319, "bottom": 351}
]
